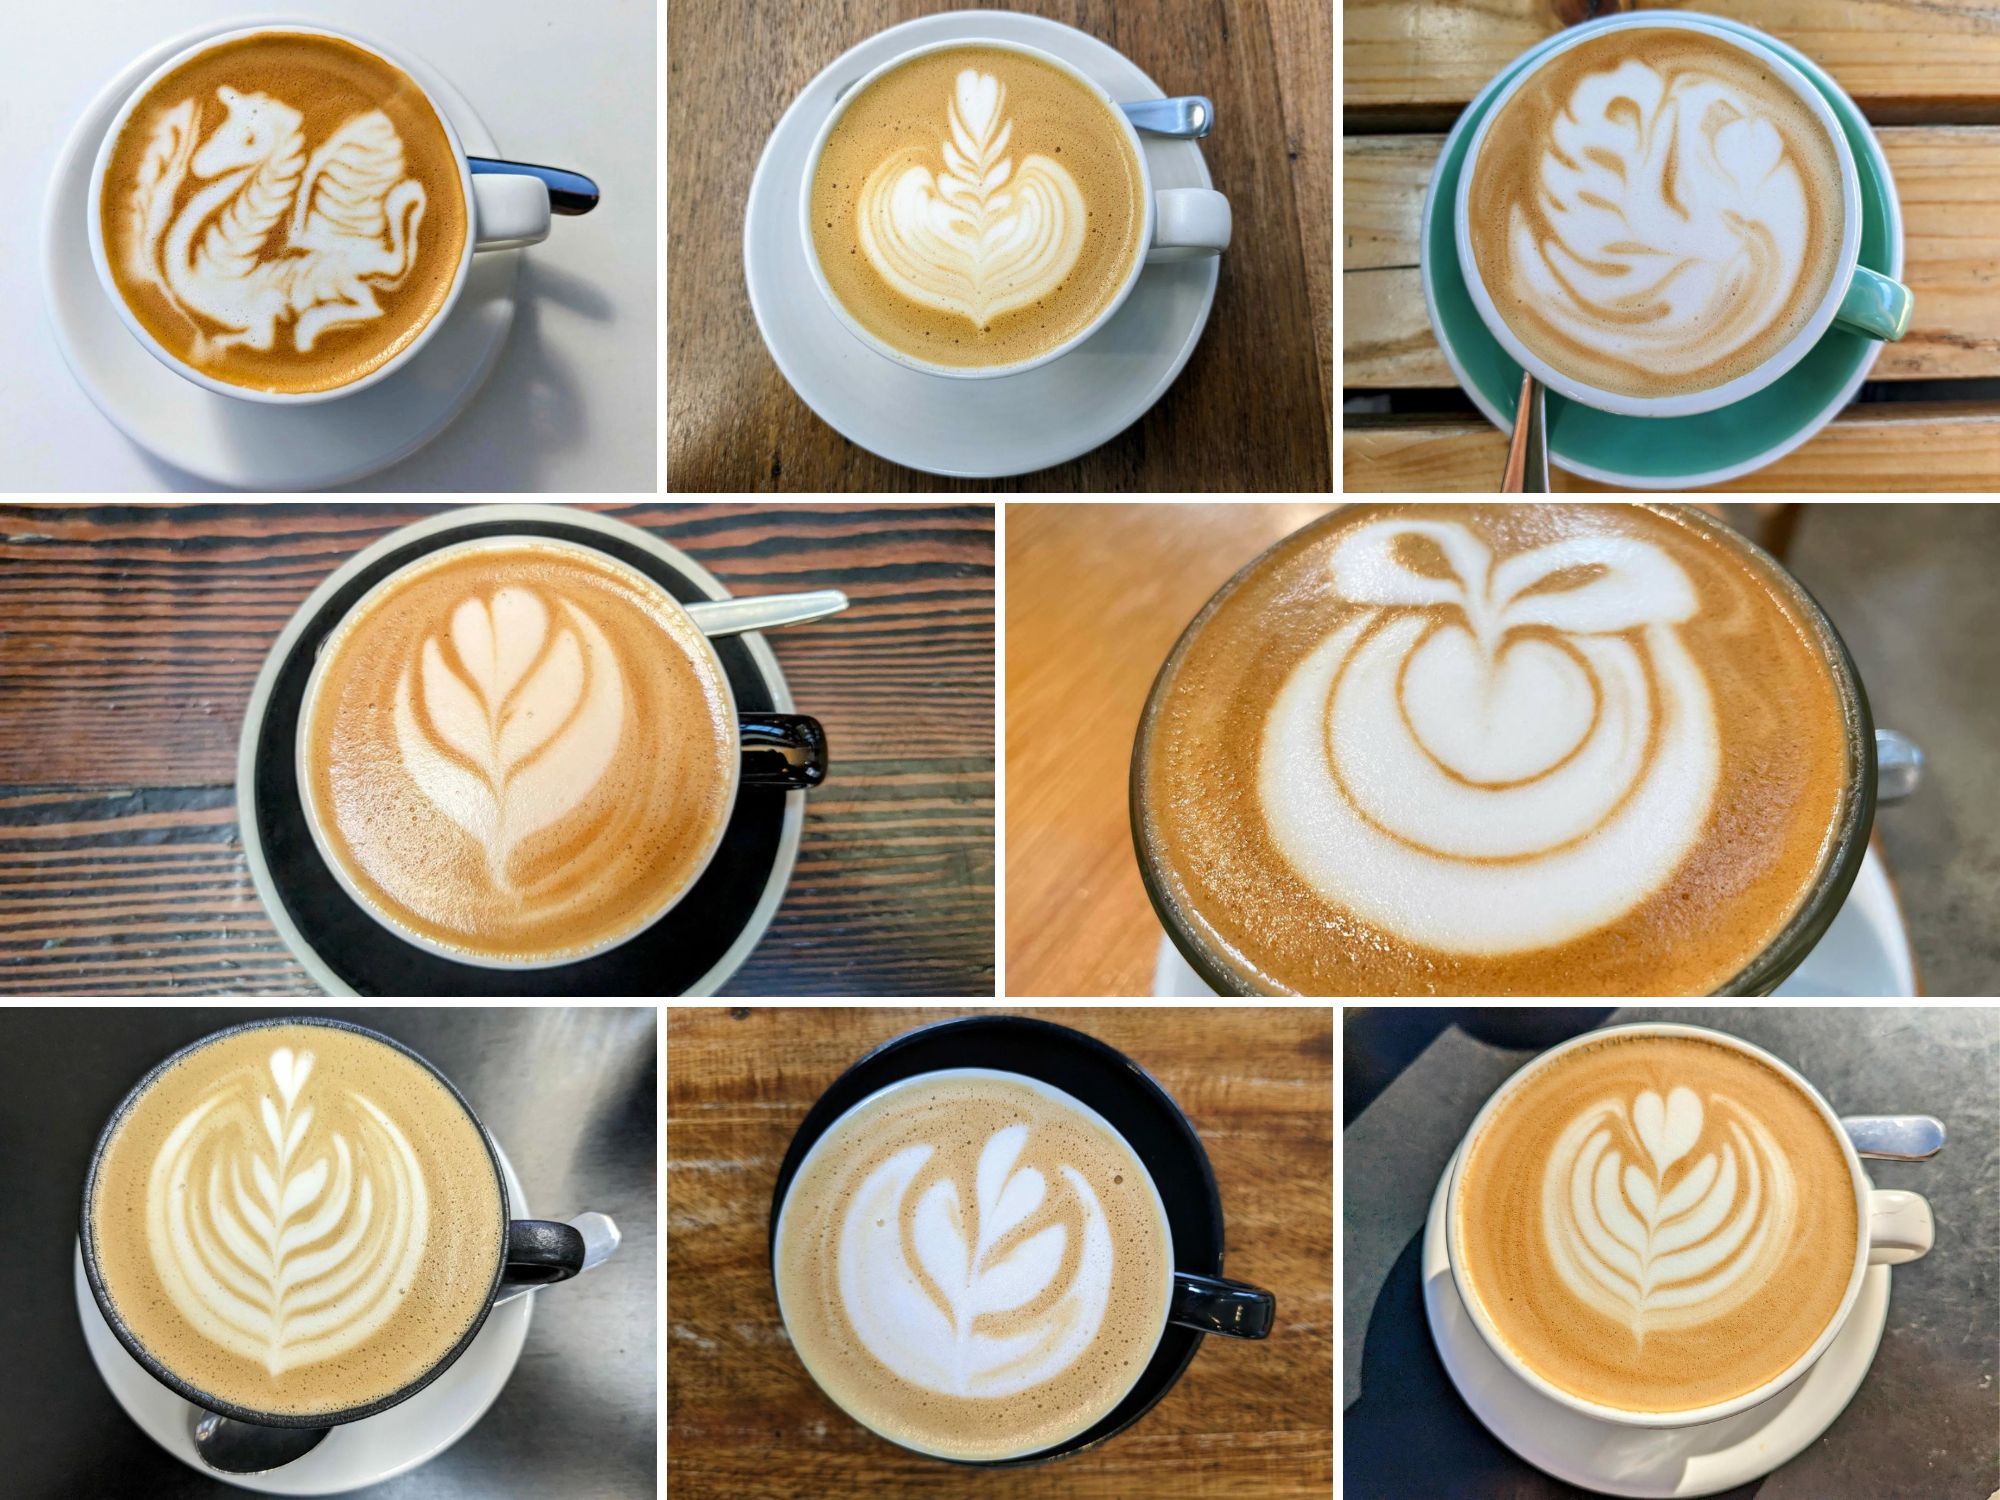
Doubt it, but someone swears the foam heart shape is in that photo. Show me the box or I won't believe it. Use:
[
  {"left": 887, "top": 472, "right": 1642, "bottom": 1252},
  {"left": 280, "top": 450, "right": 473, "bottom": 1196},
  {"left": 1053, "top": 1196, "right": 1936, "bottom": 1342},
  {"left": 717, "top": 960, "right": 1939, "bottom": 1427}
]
[{"left": 1400, "top": 627, "right": 1594, "bottom": 783}]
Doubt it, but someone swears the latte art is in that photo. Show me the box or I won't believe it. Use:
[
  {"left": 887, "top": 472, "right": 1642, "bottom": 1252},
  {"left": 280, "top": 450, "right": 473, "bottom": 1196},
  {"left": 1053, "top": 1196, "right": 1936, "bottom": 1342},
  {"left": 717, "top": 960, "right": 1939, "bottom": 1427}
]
[
  {"left": 100, "top": 32, "right": 467, "bottom": 395},
  {"left": 88, "top": 1021, "right": 505, "bottom": 1418},
  {"left": 1467, "top": 26, "right": 1845, "bottom": 400},
  {"left": 774, "top": 1071, "right": 1172, "bottom": 1462}
]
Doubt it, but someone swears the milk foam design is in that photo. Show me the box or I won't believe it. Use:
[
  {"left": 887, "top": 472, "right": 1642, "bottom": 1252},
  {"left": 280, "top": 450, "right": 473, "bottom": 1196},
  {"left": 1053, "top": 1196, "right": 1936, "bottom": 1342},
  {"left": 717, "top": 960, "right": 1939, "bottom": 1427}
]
[
  {"left": 855, "top": 69, "right": 1087, "bottom": 328},
  {"left": 1540, "top": 1086, "right": 1796, "bottom": 1341},
  {"left": 393, "top": 587, "right": 626, "bottom": 890},
  {"left": 122, "top": 87, "right": 428, "bottom": 363},
  {"left": 837, "top": 1124, "right": 1112, "bottom": 1397},
  {"left": 1508, "top": 59, "right": 1816, "bottom": 377},
  {"left": 146, "top": 1046, "right": 430, "bottom": 1375},
  {"left": 1260, "top": 517, "right": 1720, "bottom": 954}
]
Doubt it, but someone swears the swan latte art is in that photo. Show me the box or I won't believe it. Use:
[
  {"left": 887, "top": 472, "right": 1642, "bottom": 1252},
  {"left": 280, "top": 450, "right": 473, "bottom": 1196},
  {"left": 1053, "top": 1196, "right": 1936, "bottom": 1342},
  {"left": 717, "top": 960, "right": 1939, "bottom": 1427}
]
[
  {"left": 1137, "top": 504, "right": 1856, "bottom": 995},
  {"left": 99, "top": 31, "right": 468, "bottom": 395},
  {"left": 774, "top": 1071, "right": 1173, "bottom": 1461},
  {"left": 810, "top": 46, "right": 1145, "bottom": 369},
  {"left": 1467, "top": 25, "right": 1845, "bottom": 400},
  {"left": 1454, "top": 1032, "right": 1859, "bottom": 1412},
  {"left": 87, "top": 1021, "right": 505, "bottom": 1417},
  {"left": 302, "top": 540, "right": 737, "bottom": 964}
]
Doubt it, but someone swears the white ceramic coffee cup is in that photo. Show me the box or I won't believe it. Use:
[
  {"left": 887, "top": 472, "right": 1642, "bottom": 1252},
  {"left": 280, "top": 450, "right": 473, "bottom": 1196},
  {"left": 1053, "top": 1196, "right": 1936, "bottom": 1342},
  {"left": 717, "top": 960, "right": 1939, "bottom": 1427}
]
[
  {"left": 86, "top": 24, "right": 553, "bottom": 406},
  {"left": 799, "top": 36, "right": 1232, "bottom": 380},
  {"left": 1454, "top": 14, "right": 1912, "bottom": 419},
  {"left": 1444, "top": 1022, "right": 1934, "bottom": 1429}
]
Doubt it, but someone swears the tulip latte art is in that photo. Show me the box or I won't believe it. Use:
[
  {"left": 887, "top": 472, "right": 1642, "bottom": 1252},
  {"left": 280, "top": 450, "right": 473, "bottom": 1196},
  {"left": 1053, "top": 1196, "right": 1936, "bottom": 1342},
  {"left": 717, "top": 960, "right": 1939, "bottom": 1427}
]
[
  {"left": 303, "top": 540, "right": 736, "bottom": 964},
  {"left": 1138, "top": 505, "right": 1854, "bottom": 994},
  {"left": 88, "top": 1021, "right": 503, "bottom": 1417},
  {"left": 99, "top": 32, "right": 467, "bottom": 395},
  {"left": 774, "top": 1072, "right": 1171, "bottom": 1461},
  {"left": 1467, "top": 25, "right": 1845, "bottom": 400},
  {"left": 811, "top": 46, "right": 1144, "bottom": 368},
  {"left": 1456, "top": 1033, "right": 1858, "bottom": 1412}
]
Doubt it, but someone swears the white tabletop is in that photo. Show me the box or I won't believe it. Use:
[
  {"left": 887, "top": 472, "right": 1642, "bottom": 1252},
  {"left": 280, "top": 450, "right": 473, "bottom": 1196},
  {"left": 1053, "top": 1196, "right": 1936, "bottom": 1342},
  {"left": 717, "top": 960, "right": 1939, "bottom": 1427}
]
[{"left": 9, "top": 0, "right": 657, "bottom": 492}]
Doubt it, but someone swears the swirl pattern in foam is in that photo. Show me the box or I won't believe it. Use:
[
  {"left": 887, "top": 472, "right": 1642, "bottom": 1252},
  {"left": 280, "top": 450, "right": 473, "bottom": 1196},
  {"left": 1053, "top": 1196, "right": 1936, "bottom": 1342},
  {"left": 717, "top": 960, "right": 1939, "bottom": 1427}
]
[
  {"left": 1466, "top": 25, "right": 1845, "bottom": 400},
  {"left": 1137, "top": 505, "right": 1855, "bottom": 995},
  {"left": 774, "top": 1071, "right": 1172, "bottom": 1462},
  {"left": 1454, "top": 1032, "right": 1858, "bottom": 1413},
  {"left": 88, "top": 1021, "right": 504, "bottom": 1417}
]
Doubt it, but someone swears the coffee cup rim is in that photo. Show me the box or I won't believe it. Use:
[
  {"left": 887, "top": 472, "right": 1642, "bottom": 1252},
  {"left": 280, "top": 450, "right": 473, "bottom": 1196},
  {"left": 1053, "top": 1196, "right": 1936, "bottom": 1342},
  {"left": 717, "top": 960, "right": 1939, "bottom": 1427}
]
[
  {"left": 1451, "top": 13, "right": 1867, "bottom": 419},
  {"left": 85, "top": 22, "right": 481, "bottom": 406},
  {"left": 78, "top": 1015, "right": 513, "bottom": 1430},
  {"left": 769, "top": 1064, "right": 1177, "bottom": 1463},
  {"left": 1442, "top": 1021, "right": 1875, "bottom": 1430},
  {"left": 795, "top": 34, "right": 1158, "bottom": 381},
  {"left": 292, "top": 532, "right": 745, "bottom": 971}
]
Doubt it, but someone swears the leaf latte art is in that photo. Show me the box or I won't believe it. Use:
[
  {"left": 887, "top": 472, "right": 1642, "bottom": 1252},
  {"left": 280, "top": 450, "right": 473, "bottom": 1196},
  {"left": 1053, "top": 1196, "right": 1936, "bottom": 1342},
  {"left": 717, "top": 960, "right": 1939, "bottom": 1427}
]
[
  {"left": 1260, "top": 516, "right": 1718, "bottom": 956},
  {"left": 1542, "top": 1086, "right": 1795, "bottom": 1342},
  {"left": 147, "top": 1045, "right": 429, "bottom": 1375}
]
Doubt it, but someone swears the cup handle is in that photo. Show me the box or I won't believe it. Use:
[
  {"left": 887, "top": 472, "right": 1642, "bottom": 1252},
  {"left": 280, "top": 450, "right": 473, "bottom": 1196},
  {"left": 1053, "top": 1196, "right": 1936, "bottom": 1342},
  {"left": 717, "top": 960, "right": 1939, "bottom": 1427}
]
[
  {"left": 470, "top": 172, "right": 552, "bottom": 251},
  {"left": 1148, "top": 188, "right": 1232, "bottom": 263},
  {"left": 1167, "top": 1270, "right": 1275, "bottom": 1338},
  {"left": 1876, "top": 728, "right": 1926, "bottom": 803},
  {"left": 1833, "top": 266, "right": 1913, "bottom": 343},
  {"left": 739, "top": 714, "right": 828, "bottom": 789},
  {"left": 500, "top": 1218, "right": 587, "bottom": 1292},
  {"left": 1866, "top": 1189, "right": 1933, "bottom": 1266}
]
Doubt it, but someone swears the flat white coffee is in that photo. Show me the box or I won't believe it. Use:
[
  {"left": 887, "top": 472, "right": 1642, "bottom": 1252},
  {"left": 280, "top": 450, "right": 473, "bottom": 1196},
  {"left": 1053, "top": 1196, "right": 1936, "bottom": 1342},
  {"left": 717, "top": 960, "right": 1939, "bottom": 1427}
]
[
  {"left": 773, "top": 1070, "right": 1172, "bottom": 1461},
  {"left": 1137, "top": 504, "right": 1855, "bottom": 995},
  {"left": 1454, "top": 1031, "right": 1859, "bottom": 1412},
  {"left": 88, "top": 1021, "right": 504, "bottom": 1417},
  {"left": 1466, "top": 25, "right": 1845, "bottom": 400}
]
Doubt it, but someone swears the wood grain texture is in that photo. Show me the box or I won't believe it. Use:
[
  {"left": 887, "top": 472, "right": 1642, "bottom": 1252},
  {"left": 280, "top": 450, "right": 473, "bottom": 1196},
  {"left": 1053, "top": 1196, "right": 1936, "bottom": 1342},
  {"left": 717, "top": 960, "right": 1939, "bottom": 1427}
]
[
  {"left": 1343, "top": 404, "right": 2000, "bottom": 490},
  {"left": 0, "top": 504, "right": 994, "bottom": 997},
  {"left": 1343, "top": 130, "right": 2000, "bottom": 389},
  {"left": 1343, "top": 0, "right": 2000, "bottom": 128},
  {"left": 1006, "top": 505, "right": 1333, "bottom": 997},
  {"left": 667, "top": 0, "right": 1331, "bottom": 490},
  {"left": 665, "top": 1005, "right": 1333, "bottom": 1498}
]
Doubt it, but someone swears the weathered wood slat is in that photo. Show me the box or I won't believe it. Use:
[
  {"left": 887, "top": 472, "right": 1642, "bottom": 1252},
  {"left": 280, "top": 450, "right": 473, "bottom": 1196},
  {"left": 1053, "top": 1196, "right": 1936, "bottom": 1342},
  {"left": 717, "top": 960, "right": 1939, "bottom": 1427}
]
[{"left": 1343, "top": 129, "right": 2000, "bottom": 388}]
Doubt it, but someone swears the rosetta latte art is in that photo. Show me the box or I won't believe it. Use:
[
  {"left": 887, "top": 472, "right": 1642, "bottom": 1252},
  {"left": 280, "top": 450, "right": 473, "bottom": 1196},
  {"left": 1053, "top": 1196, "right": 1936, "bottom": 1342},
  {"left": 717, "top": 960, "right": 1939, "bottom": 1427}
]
[
  {"left": 1259, "top": 518, "right": 1720, "bottom": 954},
  {"left": 838, "top": 1124, "right": 1112, "bottom": 1397},
  {"left": 856, "top": 69, "right": 1087, "bottom": 329},
  {"left": 394, "top": 587, "right": 627, "bottom": 891},
  {"left": 146, "top": 1046, "right": 429, "bottom": 1375},
  {"left": 1541, "top": 1086, "right": 1796, "bottom": 1341},
  {"left": 122, "top": 86, "right": 427, "bottom": 361}
]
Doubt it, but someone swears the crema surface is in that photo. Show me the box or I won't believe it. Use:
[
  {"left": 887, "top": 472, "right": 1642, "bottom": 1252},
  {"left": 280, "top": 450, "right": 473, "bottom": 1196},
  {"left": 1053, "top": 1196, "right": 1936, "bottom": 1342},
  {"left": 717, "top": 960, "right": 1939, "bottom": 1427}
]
[
  {"left": 303, "top": 541, "right": 736, "bottom": 964},
  {"left": 89, "top": 1021, "right": 504, "bottom": 1417},
  {"left": 100, "top": 31, "right": 467, "bottom": 395},
  {"left": 1455, "top": 1033, "right": 1858, "bottom": 1412},
  {"left": 1138, "top": 504, "right": 1854, "bottom": 995},
  {"left": 1467, "top": 26, "right": 1844, "bottom": 399},
  {"left": 774, "top": 1072, "right": 1172, "bottom": 1461},
  {"left": 810, "top": 46, "right": 1144, "bottom": 368}
]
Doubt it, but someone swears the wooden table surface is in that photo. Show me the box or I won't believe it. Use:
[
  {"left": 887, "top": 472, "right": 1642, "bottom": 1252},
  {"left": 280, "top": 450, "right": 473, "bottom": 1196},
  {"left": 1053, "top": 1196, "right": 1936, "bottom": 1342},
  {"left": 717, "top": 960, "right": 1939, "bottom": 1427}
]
[
  {"left": 665, "top": 1005, "right": 1333, "bottom": 1497},
  {"left": 1343, "top": 1, "right": 2000, "bottom": 489},
  {"left": 0, "top": 503, "right": 994, "bottom": 997},
  {"left": 667, "top": 0, "right": 1332, "bottom": 490},
  {"left": 1006, "top": 504, "right": 1332, "bottom": 996}
]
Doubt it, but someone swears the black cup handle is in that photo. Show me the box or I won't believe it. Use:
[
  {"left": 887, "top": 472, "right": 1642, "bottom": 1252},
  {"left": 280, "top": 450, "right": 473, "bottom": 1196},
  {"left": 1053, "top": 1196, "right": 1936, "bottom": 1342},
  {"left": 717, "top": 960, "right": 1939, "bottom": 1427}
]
[
  {"left": 739, "top": 713, "right": 828, "bottom": 789},
  {"left": 1169, "top": 1270, "right": 1275, "bottom": 1339},
  {"left": 501, "top": 1219, "right": 587, "bottom": 1292}
]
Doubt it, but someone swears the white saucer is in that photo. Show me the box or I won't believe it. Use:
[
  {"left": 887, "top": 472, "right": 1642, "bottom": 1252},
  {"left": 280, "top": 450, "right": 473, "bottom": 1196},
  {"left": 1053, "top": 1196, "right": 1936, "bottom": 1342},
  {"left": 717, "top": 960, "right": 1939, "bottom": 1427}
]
[
  {"left": 743, "top": 8, "right": 1221, "bottom": 479},
  {"left": 76, "top": 1147, "right": 533, "bottom": 1494},
  {"left": 41, "top": 16, "right": 520, "bottom": 490},
  {"left": 1151, "top": 845, "right": 1920, "bottom": 996},
  {"left": 1419, "top": 1148, "right": 1894, "bottom": 1496}
]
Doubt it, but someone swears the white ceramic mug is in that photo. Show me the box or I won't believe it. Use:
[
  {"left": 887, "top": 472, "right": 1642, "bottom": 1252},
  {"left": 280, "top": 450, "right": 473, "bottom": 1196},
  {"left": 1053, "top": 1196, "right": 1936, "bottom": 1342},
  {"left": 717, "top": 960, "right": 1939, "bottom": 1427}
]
[
  {"left": 86, "top": 24, "right": 553, "bottom": 406},
  {"left": 1454, "top": 14, "right": 1913, "bottom": 419},
  {"left": 799, "top": 36, "right": 1232, "bottom": 380},
  {"left": 1445, "top": 1022, "right": 1934, "bottom": 1429}
]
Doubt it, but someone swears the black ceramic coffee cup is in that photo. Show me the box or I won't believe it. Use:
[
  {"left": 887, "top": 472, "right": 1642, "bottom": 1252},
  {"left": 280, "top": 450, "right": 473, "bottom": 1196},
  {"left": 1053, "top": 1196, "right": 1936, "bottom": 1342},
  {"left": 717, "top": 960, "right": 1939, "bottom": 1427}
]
[{"left": 768, "top": 1014, "right": 1277, "bottom": 1465}]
